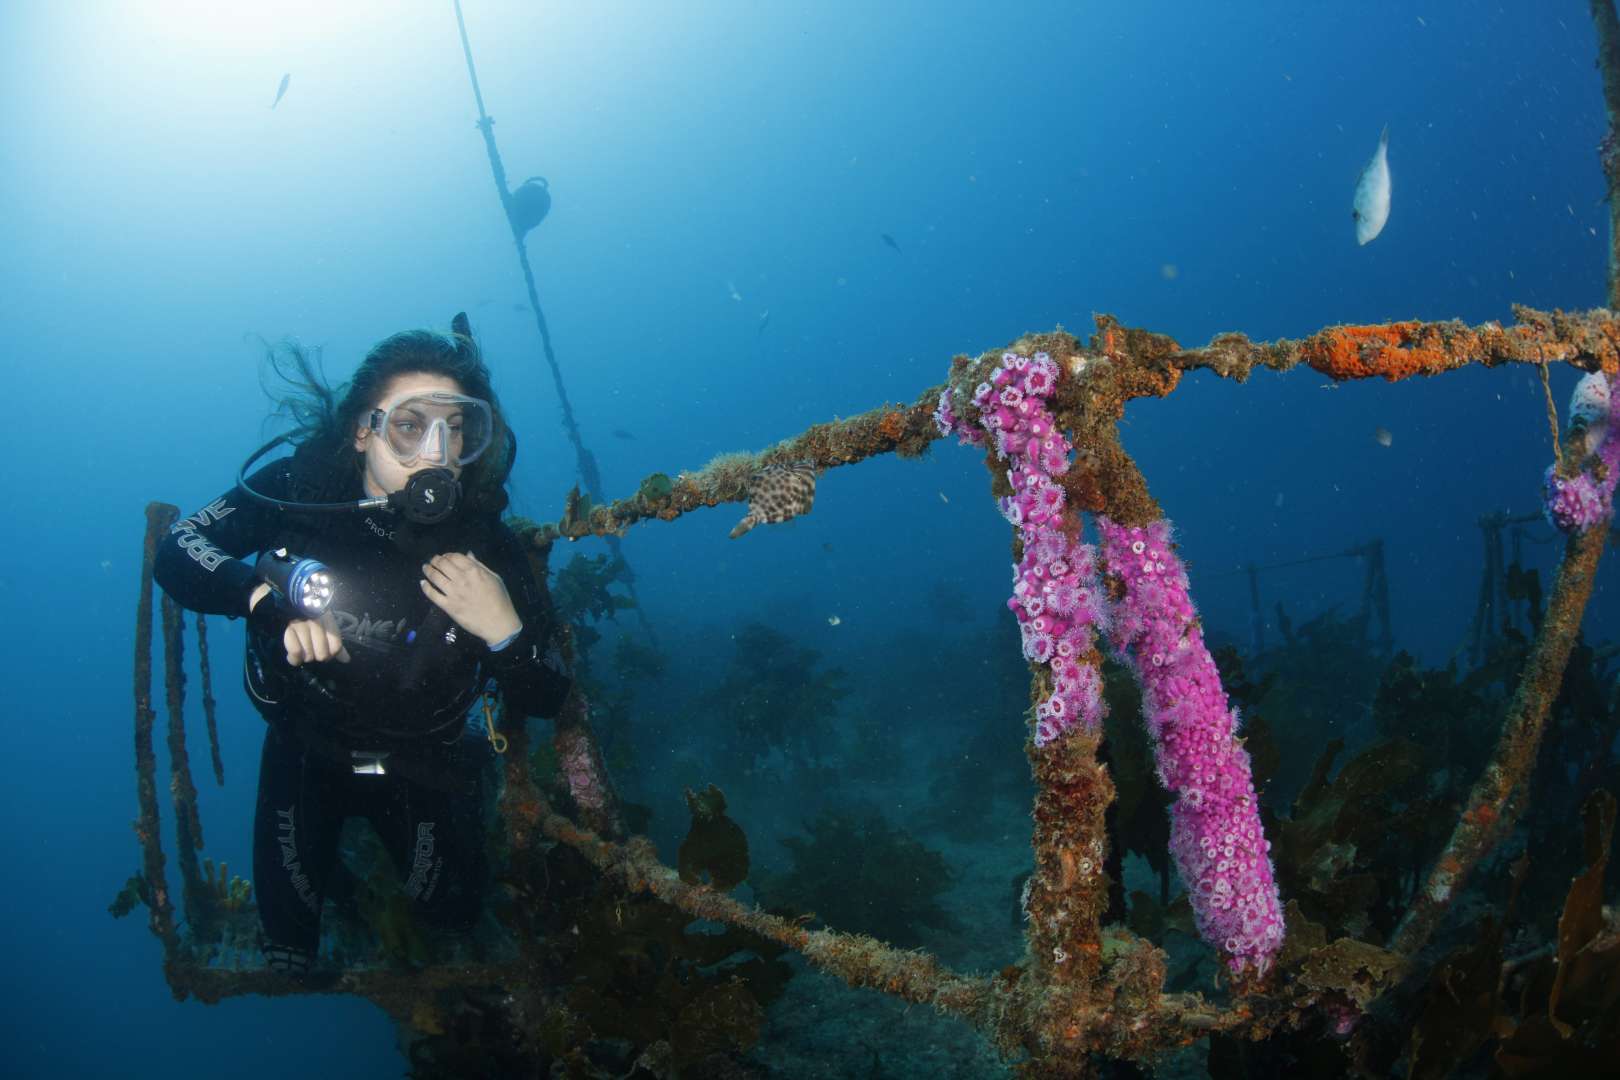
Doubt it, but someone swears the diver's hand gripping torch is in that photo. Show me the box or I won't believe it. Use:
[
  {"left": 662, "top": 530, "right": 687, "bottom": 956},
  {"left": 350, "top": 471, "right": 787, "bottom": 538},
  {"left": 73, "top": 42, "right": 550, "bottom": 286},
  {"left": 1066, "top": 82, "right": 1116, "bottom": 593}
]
[{"left": 254, "top": 548, "right": 336, "bottom": 618}]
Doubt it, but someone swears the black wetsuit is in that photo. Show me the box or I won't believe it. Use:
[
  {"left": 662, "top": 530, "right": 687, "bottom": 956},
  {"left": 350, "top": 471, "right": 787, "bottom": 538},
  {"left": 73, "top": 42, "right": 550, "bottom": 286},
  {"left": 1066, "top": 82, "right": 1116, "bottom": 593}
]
[{"left": 154, "top": 455, "right": 570, "bottom": 969}]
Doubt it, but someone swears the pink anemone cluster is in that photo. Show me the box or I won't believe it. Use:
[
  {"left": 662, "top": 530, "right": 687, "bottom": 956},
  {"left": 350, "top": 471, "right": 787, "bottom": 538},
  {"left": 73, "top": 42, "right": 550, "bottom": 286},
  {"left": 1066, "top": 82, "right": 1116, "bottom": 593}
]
[
  {"left": 938, "top": 351, "right": 1110, "bottom": 744},
  {"left": 1096, "top": 518, "right": 1284, "bottom": 975},
  {"left": 938, "top": 349, "right": 1283, "bottom": 974},
  {"left": 933, "top": 386, "right": 984, "bottom": 449}
]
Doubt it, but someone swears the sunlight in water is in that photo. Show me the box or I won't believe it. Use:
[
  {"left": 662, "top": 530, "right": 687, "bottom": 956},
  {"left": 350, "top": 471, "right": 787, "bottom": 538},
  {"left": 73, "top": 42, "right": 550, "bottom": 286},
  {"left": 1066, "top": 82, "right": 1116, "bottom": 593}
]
[{"left": 123, "top": 2, "right": 391, "bottom": 54}]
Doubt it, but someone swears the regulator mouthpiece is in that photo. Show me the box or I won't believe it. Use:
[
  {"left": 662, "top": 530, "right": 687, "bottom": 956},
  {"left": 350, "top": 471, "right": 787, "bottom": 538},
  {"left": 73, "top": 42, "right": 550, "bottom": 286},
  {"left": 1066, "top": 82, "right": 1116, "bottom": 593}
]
[{"left": 388, "top": 467, "right": 461, "bottom": 525}]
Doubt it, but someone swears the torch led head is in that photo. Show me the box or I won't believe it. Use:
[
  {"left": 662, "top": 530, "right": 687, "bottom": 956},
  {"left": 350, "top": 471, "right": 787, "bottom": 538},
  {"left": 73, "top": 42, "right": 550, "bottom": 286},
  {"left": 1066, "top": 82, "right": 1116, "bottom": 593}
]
[
  {"left": 286, "top": 560, "right": 334, "bottom": 616},
  {"left": 256, "top": 548, "right": 335, "bottom": 617}
]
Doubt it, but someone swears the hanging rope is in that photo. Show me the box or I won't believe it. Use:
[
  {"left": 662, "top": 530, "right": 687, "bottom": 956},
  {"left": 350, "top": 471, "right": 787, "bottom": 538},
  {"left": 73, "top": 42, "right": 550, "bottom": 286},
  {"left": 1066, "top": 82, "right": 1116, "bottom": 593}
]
[{"left": 452, "top": 0, "right": 655, "bottom": 644}]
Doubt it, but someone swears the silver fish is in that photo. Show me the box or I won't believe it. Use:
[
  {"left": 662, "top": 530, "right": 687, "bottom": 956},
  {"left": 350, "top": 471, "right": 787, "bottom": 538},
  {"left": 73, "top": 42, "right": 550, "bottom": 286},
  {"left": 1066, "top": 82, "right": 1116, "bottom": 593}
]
[
  {"left": 271, "top": 73, "right": 290, "bottom": 109},
  {"left": 1352, "top": 125, "right": 1391, "bottom": 245},
  {"left": 729, "top": 463, "right": 817, "bottom": 538},
  {"left": 1570, "top": 371, "right": 1611, "bottom": 456}
]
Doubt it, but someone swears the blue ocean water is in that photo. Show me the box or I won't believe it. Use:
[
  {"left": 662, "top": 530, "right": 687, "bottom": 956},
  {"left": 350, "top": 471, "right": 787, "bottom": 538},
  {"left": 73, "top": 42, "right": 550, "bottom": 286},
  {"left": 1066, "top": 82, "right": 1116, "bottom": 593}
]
[{"left": 2, "top": 2, "right": 1615, "bottom": 1076}]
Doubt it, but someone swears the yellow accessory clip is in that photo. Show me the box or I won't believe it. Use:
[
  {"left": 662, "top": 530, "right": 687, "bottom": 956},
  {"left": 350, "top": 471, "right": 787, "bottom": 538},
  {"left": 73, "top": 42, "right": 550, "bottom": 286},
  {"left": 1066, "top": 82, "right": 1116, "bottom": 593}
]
[{"left": 482, "top": 691, "right": 508, "bottom": 754}]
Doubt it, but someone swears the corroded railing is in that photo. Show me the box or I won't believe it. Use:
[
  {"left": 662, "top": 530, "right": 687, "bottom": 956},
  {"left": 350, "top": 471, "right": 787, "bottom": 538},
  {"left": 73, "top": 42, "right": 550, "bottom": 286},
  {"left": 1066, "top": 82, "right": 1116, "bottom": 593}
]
[{"left": 126, "top": 8, "right": 1620, "bottom": 1074}]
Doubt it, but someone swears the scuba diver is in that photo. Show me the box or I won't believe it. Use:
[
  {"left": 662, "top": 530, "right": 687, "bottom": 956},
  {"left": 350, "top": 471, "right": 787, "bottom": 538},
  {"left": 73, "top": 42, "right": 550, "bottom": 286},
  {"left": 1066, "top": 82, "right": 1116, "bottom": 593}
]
[{"left": 155, "top": 315, "right": 570, "bottom": 977}]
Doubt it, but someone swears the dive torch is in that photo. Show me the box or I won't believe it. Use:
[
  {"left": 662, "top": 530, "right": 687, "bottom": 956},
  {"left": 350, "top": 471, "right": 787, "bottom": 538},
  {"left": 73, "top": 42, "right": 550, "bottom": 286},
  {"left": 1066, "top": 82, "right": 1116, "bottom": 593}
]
[{"left": 254, "top": 548, "right": 336, "bottom": 618}]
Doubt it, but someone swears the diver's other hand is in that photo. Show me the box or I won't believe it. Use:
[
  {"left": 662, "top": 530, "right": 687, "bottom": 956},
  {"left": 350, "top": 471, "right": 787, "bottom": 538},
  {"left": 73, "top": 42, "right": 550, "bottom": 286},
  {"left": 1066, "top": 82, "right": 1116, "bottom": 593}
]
[
  {"left": 420, "top": 550, "right": 522, "bottom": 645},
  {"left": 283, "top": 610, "right": 350, "bottom": 667}
]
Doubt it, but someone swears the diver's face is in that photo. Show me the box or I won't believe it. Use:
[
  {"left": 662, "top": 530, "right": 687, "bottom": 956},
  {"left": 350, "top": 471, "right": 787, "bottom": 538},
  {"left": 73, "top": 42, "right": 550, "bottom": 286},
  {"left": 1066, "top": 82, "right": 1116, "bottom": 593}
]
[{"left": 353, "top": 372, "right": 470, "bottom": 499}]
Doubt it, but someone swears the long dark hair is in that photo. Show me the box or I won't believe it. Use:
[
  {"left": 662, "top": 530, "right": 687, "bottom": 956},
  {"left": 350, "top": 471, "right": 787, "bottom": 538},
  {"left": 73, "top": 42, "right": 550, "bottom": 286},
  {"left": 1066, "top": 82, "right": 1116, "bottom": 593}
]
[{"left": 262, "top": 318, "right": 515, "bottom": 516}]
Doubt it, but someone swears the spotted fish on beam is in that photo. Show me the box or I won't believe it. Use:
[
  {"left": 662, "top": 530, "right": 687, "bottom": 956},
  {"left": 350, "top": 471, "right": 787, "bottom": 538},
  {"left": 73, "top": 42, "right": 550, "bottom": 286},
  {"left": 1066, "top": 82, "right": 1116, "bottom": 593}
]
[{"left": 729, "top": 463, "right": 818, "bottom": 539}]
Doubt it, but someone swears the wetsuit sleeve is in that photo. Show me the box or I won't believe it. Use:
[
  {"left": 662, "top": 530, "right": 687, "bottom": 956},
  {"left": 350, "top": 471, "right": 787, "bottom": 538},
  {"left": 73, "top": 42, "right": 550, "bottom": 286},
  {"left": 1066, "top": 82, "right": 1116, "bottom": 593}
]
[
  {"left": 482, "top": 525, "right": 573, "bottom": 718},
  {"left": 154, "top": 461, "right": 290, "bottom": 617}
]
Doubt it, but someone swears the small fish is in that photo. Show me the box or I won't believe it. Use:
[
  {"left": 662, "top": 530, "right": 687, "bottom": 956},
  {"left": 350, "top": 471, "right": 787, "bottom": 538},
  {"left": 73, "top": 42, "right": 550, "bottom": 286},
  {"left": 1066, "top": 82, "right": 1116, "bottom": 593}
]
[
  {"left": 271, "top": 73, "right": 290, "bottom": 109},
  {"left": 727, "top": 280, "right": 742, "bottom": 302},
  {"left": 1352, "top": 125, "right": 1391, "bottom": 245},
  {"left": 1373, "top": 426, "right": 1393, "bottom": 448},
  {"left": 757, "top": 309, "right": 771, "bottom": 336},
  {"left": 100, "top": 559, "right": 112, "bottom": 571},
  {"left": 827, "top": 615, "right": 842, "bottom": 627},
  {"left": 881, "top": 233, "right": 902, "bottom": 254},
  {"left": 612, "top": 428, "right": 635, "bottom": 440},
  {"left": 1570, "top": 371, "right": 1611, "bottom": 427},
  {"left": 1320, "top": 382, "right": 1341, "bottom": 391},
  {"left": 730, "top": 462, "right": 817, "bottom": 538},
  {"left": 822, "top": 542, "right": 835, "bottom": 553},
  {"left": 938, "top": 491, "right": 949, "bottom": 504},
  {"left": 1570, "top": 372, "right": 1611, "bottom": 455}
]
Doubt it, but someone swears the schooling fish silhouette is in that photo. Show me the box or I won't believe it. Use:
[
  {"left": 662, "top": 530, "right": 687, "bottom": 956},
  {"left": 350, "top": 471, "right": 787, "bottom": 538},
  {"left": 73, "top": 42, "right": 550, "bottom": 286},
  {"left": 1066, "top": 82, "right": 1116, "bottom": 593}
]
[
  {"left": 271, "top": 73, "right": 290, "bottom": 109},
  {"left": 881, "top": 233, "right": 902, "bottom": 253}
]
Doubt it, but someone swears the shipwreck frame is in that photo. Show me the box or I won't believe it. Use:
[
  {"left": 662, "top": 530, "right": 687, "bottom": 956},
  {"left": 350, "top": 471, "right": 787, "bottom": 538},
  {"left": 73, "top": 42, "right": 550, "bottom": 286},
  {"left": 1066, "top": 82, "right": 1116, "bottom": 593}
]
[{"left": 125, "top": 5, "right": 1620, "bottom": 1075}]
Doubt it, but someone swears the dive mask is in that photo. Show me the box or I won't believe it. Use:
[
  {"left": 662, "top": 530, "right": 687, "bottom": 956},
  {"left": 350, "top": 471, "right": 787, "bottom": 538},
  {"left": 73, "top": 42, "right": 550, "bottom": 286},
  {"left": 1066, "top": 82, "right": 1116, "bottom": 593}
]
[{"left": 367, "top": 391, "right": 493, "bottom": 467}]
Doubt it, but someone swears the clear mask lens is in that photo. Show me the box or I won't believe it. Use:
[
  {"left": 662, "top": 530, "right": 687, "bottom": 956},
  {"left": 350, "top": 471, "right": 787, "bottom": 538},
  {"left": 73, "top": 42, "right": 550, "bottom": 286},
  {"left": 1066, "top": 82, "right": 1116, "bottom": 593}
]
[{"left": 371, "top": 393, "right": 493, "bottom": 466}]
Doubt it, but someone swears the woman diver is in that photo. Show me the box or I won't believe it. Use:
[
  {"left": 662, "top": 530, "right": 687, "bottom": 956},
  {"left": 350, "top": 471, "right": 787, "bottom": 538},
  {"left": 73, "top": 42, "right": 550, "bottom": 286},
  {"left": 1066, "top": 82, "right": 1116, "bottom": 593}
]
[{"left": 155, "top": 314, "right": 570, "bottom": 977}]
